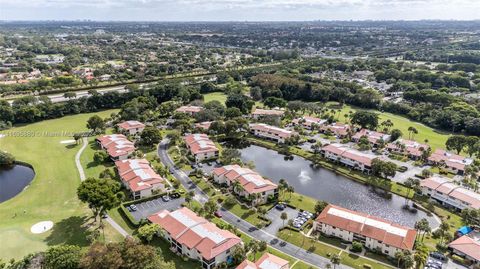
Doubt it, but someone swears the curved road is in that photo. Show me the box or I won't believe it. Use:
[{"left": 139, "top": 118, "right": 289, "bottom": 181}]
[{"left": 158, "top": 139, "right": 352, "bottom": 269}]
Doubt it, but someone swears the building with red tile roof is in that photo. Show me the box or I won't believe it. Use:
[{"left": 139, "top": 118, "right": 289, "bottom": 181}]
[
  {"left": 148, "top": 207, "right": 242, "bottom": 269},
  {"left": 249, "top": 123, "right": 297, "bottom": 144},
  {"left": 96, "top": 134, "right": 136, "bottom": 160},
  {"left": 448, "top": 231, "right": 480, "bottom": 266},
  {"left": 386, "top": 139, "right": 429, "bottom": 160},
  {"left": 212, "top": 165, "right": 278, "bottom": 205},
  {"left": 420, "top": 176, "right": 480, "bottom": 211},
  {"left": 184, "top": 134, "right": 219, "bottom": 162},
  {"left": 428, "top": 149, "right": 473, "bottom": 174},
  {"left": 115, "top": 159, "right": 165, "bottom": 199},
  {"left": 236, "top": 253, "right": 290, "bottom": 269},
  {"left": 175, "top": 105, "right": 204, "bottom": 115},
  {"left": 352, "top": 129, "right": 391, "bottom": 147},
  {"left": 314, "top": 204, "right": 417, "bottom": 257},
  {"left": 319, "top": 122, "right": 351, "bottom": 138},
  {"left": 117, "top": 120, "right": 145, "bottom": 135},
  {"left": 251, "top": 108, "right": 284, "bottom": 119},
  {"left": 291, "top": 116, "right": 327, "bottom": 130},
  {"left": 195, "top": 121, "right": 213, "bottom": 131},
  {"left": 321, "top": 143, "right": 376, "bottom": 173}
]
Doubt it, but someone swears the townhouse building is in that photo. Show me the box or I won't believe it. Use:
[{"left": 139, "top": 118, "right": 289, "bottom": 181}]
[
  {"left": 314, "top": 204, "right": 417, "bottom": 258},
  {"left": 212, "top": 165, "right": 278, "bottom": 205},
  {"left": 148, "top": 207, "right": 242, "bottom": 269}
]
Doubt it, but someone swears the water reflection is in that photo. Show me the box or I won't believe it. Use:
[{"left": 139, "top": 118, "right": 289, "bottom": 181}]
[
  {"left": 237, "top": 144, "right": 438, "bottom": 228},
  {"left": 0, "top": 165, "right": 35, "bottom": 203}
]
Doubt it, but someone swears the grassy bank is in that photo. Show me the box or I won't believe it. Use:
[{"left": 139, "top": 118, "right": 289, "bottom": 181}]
[{"left": 0, "top": 110, "right": 120, "bottom": 259}]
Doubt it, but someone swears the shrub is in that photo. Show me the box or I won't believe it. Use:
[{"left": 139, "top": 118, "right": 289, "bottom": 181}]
[{"left": 351, "top": 241, "right": 363, "bottom": 253}]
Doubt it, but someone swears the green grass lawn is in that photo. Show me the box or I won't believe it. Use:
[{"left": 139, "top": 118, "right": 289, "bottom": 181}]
[
  {"left": 0, "top": 110, "right": 119, "bottom": 260},
  {"left": 326, "top": 102, "right": 451, "bottom": 150},
  {"left": 203, "top": 92, "right": 228, "bottom": 104},
  {"left": 278, "top": 230, "right": 393, "bottom": 269}
]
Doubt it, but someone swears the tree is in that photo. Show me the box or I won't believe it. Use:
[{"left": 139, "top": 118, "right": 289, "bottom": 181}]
[
  {"left": 77, "top": 178, "right": 123, "bottom": 223},
  {"left": 407, "top": 126, "right": 418, "bottom": 140},
  {"left": 225, "top": 107, "right": 243, "bottom": 119},
  {"left": 330, "top": 254, "right": 341, "bottom": 269},
  {"left": 80, "top": 238, "right": 167, "bottom": 269},
  {"left": 314, "top": 201, "right": 329, "bottom": 214},
  {"left": 390, "top": 129, "right": 403, "bottom": 141},
  {"left": 219, "top": 148, "right": 242, "bottom": 165},
  {"left": 350, "top": 111, "right": 379, "bottom": 130},
  {"left": 0, "top": 151, "right": 15, "bottom": 167},
  {"left": 140, "top": 126, "right": 162, "bottom": 146},
  {"left": 446, "top": 135, "right": 467, "bottom": 154},
  {"left": 93, "top": 151, "right": 109, "bottom": 163},
  {"left": 414, "top": 218, "right": 431, "bottom": 241},
  {"left": 371, "top": 158, "right": 397, "bottom": 179},
  {"left": 225, "top": 94, "right": 254, "bottom": 114},
  {"left": 138, "top": 223, "right": 160, "bottom": 243},
  {"left": 281, "top": 212, "right": 288, "bottom": 227},
  {"left": 464, "top": 136, "right": 479, "bottom": 157},
  {"left": 63, "top": 92, "right": 77, "bottom": 99},
  {"left": 86, "top": 115, "right": 105, "bottom": 133},
  {"left": 264, "top": 97, "right": 287, "bottom": 108},
  {"left": 44, "top": 245, "right": 82, "bottom": 269},
  {"left": 203, "top": 198, "right": 219, "bottom": 218}
]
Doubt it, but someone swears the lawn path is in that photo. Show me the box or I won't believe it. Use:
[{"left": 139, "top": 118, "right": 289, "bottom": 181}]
[{"left": 75, "top": 137, "right": 129, "bottom": 238}]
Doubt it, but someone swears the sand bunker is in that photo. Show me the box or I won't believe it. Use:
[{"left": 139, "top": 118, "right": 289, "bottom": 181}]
[
  {"left": 60, "top": 140, "right": 76, "bottom": 144},
  {"left": 31, "top": 221, "right": 53, "bottom": 234}
]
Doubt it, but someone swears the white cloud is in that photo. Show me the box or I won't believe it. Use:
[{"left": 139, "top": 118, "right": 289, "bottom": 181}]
[{"left": 0, "top": 0, "right": 479, "bottom": 20}]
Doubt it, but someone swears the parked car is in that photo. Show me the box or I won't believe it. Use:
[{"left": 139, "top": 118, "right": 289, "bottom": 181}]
[
  {"left": 170, "top": 193, "right": 180, "bottom": 199},
  {"left": 214, "top": 211, "right": 223, "bottom": 218},
  {"left": 162, "top": 195, "right": 170, "bottom": 202},
  {"left": 275, "top": 204, "right": 286, "bottom": 210},
  {"left": 126, "top": 206, "right": 133, "bottom": 212},
  {"left": 429, "top": 252, "right": 447, "bottom": 262},
  {"left": 130, "top": 205, "right": 137, "bottom": 211}
]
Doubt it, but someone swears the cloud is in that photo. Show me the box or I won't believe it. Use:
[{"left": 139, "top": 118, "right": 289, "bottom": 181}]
[{"left": 0, "top": 0, "right": 479, "bottom": 20}]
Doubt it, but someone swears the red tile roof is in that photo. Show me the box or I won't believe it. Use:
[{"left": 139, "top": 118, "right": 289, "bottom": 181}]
[
  {"left": 428, "top": 149, "right": 472, "bottom": 172},
  {"left": 117, "top": 120, "right": 145, "bottom": 131},
  {"left": 320, "top": 122, "right": 351, "bottom": 136},
  {"left": 316, "top": 204, "right": 417, "bottom": 250},
  {"left": 322, "top": 144, "right": 375, "bottom": 167},
  {"left": 236, "top": 253, "right": 289, "bottom": 269},
  {"left": 176, "top": 105, "right": 204, "bottom": 114},
  {"left": 249, "top": 123, "right": 296, "bottom": 139},
  {"left": 115, "top": 159, "right": 164, "bottom": 192},
  {"left": 96, "top": 134, "right": 136, "bottom": 158},
  {"left": 292, "top": 116, "right": 326, "bottom": 127},
  {"left": 421, "top": 176, "right": 480, "bottom": 209},
  {"left": 195, "top": 121, "right": 212, "bottom": 130},
  {"left": 386, "top": 139, "right": 429, "bottom": 157},
  {"left": 252, "top": 108, "right": 284, "bottom": 117},
  {"left": 148, "top": 207, "right": 242, "bottom": 260},
  {"left": 449, "top": 234, "right": 480, "bottom": 262},
  {"left": 352, "top": 129, "right": 390, "bottom": 144},
  {"left": 184, "top": 134, "right": 219, "bottom": 155},
  {"left": 212, "top": 165, "right": 277, "bottom": 194}
]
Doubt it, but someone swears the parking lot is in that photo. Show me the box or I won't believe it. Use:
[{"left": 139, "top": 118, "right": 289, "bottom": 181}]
[
  {"left": 264, "top": 205, "right": 314, "bottom": 235},
  {"left": 128, "top": 195, "right": 185, "bottom": 222}
]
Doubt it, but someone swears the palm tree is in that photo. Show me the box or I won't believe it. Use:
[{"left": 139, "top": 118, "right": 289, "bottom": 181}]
[
  {"left": 233, "top": 181, "right": 245, "bottom": 196},
  {"left": 330, "top": 254, "right": 340, "bottom": 269},
  {"left": 414, "top": 218, "right": 431, "bottom": 241},
  {"left": 408, "top": 126, "right": 418, "bottom": 140},
  {"left": 287, "top": 185, "right": 295, "bottom": 199},
  {"left": 281, "top": 212, "right": 288, "bottom": 227}
]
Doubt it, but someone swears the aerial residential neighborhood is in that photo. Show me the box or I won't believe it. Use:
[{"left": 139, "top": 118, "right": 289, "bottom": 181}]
[{"left": 1, "top": 4, "right": 480, "bottom": 269}]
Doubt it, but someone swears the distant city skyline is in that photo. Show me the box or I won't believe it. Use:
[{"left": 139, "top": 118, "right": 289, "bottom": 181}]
[{"left": 1, "top": 0, "right": 480, "bottom": 21}]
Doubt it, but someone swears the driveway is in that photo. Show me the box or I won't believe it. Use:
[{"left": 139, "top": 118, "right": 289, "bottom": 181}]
[
  {"left": 129, "top": 196, "right": 185, "bottom": 222},
  {"left": 264, "top": 206, "right": 301, "bottom": 235}
]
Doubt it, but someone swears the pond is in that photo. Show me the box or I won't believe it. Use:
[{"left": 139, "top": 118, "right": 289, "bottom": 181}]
[
  {"left": 0, "top": 164, "right": 35, "bottom": 203},
  {"left": 238, "top": 144, "right": 438, "bottom": 228}
]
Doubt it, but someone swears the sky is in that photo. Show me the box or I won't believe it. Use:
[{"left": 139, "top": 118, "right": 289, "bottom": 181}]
[{"left": 1, "top": 0, "right": 480, "bottom": 21}]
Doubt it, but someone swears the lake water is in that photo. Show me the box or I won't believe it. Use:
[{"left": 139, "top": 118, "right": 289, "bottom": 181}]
[
  {"left": 238, "top": 145, "right": 438, "bottom": 228},
  {"left": 0, "top": 165, "right": 35, "bottom": 203}
]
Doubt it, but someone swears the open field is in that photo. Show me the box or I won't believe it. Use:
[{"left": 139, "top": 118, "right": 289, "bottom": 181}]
[
  {"left": 0, "top": 110, "right": 120, "bottom": 259},
  {"left": 327, "top": 102, "right": 451, "bottom": 150},
  {"left": 203, "top": 92, "right": 228, "bottom": 104}
]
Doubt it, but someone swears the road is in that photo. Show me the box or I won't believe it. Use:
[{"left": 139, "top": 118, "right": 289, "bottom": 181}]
[{"left": 158, "top": 139, "right": 352, "bottom": 269}]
